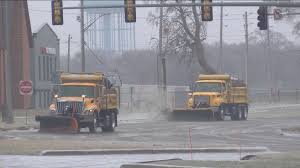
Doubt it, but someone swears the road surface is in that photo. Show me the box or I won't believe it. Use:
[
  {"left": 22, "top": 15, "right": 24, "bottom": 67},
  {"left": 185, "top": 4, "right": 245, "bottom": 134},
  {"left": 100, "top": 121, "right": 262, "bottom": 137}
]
[{"left": 1, "top": 103, "right": 300, "bottom": 155}]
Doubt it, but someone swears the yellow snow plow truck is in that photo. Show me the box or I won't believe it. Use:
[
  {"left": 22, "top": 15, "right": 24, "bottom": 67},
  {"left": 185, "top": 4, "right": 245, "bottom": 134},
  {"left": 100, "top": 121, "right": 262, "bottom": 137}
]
[
  {"left": 173, "top": 74, "right": 248, "bottom": 121},
  {"left": 35, "top": 72, "right": 119, "bottom": 133}
]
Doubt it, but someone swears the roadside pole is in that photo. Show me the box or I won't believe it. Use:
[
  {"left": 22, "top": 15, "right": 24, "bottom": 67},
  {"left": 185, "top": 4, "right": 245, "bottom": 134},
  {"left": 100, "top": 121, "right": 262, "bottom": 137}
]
[
  {"left": 219, "top": 0, "right": 224, "bottom": 73},
  {"left": 4, "top": 0, "right": 14, "bottom": 123},
  {"left": 158, "top": 1, "right": 164, "bottom": 111},
  {"left": 267, "top": 25, "right": 272, "bottom": 103},
  {"left": 80, "top": 0, "right": 85, "bottom": 72},
  {"left": 67, "top": 34, "right": 71, "bottom": 72},
  {"left": 244, "top": 12, "right": 249, "bottom": 85}
]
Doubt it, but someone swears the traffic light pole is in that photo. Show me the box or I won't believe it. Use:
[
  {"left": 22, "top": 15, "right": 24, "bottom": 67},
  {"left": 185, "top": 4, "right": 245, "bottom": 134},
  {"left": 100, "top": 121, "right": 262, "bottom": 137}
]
[
  {"left": 267, "top": 27, "right": 272, "bottom": 102},
  {"left": 63, "top": 2, "right": 300, "bottom": 10},
  {"left": 4, "top": 0, "right": 13, "bottom": 123}
]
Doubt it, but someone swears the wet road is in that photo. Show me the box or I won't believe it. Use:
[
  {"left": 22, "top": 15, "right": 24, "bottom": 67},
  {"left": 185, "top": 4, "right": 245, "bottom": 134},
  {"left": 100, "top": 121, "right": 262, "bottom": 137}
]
[
  {"left": 1, "top": 104, "right": 300, "bottom": 167},
  {"left": 4, "top": 104, "right": 300, "bottom": 151}
]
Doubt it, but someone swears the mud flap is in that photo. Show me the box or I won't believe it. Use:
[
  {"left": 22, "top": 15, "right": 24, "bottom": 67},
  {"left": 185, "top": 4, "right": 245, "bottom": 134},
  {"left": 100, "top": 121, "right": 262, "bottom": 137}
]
[{"left": 36, "top": 115, "right": 79, "bottom": 133}]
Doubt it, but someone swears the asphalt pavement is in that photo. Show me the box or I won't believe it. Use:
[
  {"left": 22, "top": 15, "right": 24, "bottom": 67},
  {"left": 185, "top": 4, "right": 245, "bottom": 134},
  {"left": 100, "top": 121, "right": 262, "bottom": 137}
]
[{"left": 1, "top": 103, "right": 300, "bottom": 154}]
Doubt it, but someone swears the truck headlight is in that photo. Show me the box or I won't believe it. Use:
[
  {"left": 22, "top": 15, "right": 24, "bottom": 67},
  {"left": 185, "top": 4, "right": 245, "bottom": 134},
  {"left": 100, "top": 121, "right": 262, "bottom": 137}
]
[{"left": 84, "top": 109, "right": 93, "bottom": 115}]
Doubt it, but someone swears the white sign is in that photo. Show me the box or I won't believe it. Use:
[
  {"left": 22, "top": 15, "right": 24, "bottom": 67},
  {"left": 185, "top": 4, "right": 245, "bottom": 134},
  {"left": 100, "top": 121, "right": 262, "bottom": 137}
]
[
  {"left": 41, "top": 47, "right": 56, "bottom": 55},
  {"left": 273, "top": 8, "right": 283, "bottom": 20}
]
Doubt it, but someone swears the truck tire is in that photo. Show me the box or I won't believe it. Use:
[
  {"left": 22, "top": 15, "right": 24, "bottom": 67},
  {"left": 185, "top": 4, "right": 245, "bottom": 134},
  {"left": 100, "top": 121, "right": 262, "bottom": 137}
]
[
  {"left": 237, "top": 107, "right": 242, "bottom": 120},
  {"left": 216, "top": 106, "right": 225, "bottom": 121},
  {"left": 230, "top": 107, "right": 238, "bottom": 121},
  {"left": 231, "top": 106, "right": 242, "bottom": 121},
  {"left": 101, "top": 112, "right": 116, "bottom": 132},
  {"left": 241, "top": 106, "right": 248, "bottom": 120},
  {"left": 89, "top": 114, "right": 98, "bottom": 133}
]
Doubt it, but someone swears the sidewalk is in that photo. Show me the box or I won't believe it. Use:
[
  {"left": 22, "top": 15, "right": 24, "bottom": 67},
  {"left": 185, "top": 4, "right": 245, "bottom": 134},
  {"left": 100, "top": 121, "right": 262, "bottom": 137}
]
[{"left": 0, "top": 109, "right": 44, "bottom": 131}]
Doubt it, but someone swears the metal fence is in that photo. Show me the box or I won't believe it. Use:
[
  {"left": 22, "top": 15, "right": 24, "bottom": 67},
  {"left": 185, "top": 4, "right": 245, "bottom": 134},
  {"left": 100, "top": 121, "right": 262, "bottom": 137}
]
[
  {"left": 120, "top": 84, "right": 188, "bottom": 112},
  {"left": 120, "top": 85, "right": 300, "bottom": 112},
  {"left": 249, "top": 88, "right": 300, "bottom": 104}
]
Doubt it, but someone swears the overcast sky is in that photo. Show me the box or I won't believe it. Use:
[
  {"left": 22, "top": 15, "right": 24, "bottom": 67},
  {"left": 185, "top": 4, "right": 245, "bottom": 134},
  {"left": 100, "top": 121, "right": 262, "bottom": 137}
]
[{"left": 27, "top": 1, "right": 297, "bottom": 56}]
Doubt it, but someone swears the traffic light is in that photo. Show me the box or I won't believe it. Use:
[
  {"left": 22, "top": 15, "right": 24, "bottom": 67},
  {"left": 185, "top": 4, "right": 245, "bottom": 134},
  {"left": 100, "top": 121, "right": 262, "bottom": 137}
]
[
  {"left": 51, "top": 0, "right": 63, "bottom": 25},
  {"left": 257, "top": 6, "right": 268, "bottom": 30},
  {"left": 124, "top": 0, "right": 136, "bottom": 23},
  {"left": 201, "top": 0, "right": 213, "bottom": 21}
]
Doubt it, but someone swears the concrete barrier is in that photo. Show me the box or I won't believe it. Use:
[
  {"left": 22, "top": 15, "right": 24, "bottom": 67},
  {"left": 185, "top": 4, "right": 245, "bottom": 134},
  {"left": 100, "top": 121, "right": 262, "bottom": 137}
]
[{"left": 121, "top": 163, "right": 212, "bottom": 168}]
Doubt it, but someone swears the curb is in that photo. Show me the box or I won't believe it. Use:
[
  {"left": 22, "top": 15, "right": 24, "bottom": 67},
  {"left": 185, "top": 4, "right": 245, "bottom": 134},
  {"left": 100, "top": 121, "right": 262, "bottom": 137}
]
[
  {"left": 40, "top": 147, "right": 269, "bottom": 156},
  {"left": 121, "top": 163, "right": 210, "bottom": 168}
]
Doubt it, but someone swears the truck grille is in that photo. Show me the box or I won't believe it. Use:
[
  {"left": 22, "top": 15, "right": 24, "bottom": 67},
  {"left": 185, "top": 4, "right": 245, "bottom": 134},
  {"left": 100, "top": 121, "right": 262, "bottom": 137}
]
[
  {"left": 193, "top": 96, "right": 209, "bottom": 108},
  {"left": 56, "top": 101, "right": 83, "bottom": 115}
]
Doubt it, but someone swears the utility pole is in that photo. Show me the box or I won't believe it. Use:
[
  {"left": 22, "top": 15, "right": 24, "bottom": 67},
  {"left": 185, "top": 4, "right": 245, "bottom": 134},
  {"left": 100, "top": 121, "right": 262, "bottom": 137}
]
[
  {"left": 219, "top": 0, "right": 224, "bottom": 73},
  {"left": 67, "top": 35, "right": 71, "bottom": 72},
  {"left": 267, "top": 26, "right": 272, "bottom": 102},
  {"left": 80, "top": 0, "right": 85, "bottom": 72},
  {"left": 159, "top": 1, "right": 167, "bottom": 111},
  {"left": 4, "top": 0, "right": 13, "bottom": 123},
  {"left": 244, "top": 12, "right": 249, "bottom": 85}
]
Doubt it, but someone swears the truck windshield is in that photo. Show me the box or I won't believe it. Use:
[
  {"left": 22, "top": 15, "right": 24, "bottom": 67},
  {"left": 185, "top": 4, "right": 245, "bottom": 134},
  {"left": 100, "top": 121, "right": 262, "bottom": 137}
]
[
  {"left": 193, "top": 82, "right": 222, "bottom": 92},
  {"left": 61, "top": 86, "right": 95, "bottom": 98}
]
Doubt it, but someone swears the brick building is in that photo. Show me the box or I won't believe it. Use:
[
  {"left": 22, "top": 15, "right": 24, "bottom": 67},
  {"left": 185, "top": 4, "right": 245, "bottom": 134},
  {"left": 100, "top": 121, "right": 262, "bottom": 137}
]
[{"left": 0, "top": 1, "right": 33, "bottom": 109}]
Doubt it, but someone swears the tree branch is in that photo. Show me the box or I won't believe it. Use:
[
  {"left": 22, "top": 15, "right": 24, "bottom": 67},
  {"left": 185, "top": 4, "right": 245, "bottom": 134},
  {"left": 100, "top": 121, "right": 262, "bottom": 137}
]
[
  {"left": 191, "top": 0, "right": 201, "bottom": 39},
  {"left": 176, "top": 0, "right": 195, "bottom": 40}
]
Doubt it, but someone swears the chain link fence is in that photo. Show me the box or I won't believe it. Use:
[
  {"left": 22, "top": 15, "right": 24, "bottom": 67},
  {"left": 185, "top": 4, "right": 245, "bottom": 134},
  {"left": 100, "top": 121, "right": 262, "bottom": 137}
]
[{"left": 120, "top": 85, "right": 300, "bottom": 112}]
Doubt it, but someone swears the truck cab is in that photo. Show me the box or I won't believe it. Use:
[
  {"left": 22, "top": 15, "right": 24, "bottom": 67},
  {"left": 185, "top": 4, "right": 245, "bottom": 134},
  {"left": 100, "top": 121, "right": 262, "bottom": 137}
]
[{"left": 187, "top": 80, "right": 227, "bottom": 110}]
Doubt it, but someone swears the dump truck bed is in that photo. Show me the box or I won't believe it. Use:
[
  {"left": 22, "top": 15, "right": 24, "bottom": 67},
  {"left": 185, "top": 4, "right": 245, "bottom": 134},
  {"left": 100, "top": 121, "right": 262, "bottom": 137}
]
[{"left": 230, "top": 79, "right": 247, "bottom": 104}]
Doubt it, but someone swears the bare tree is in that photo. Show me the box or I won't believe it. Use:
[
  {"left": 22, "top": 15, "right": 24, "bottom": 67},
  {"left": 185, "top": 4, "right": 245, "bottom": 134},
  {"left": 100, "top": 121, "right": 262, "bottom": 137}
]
[
  {"left": 148, "top": 0, "right": 216, "bottom": 74},
  {"left": 249, "top": 30, "right": 294, "bottom": 49}
]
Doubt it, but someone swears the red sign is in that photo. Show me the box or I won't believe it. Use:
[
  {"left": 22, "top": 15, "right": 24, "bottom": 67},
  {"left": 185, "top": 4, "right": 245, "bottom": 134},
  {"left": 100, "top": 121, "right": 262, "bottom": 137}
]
[{"left": 19, "top": 80, "right": 33, "bottom": 96}]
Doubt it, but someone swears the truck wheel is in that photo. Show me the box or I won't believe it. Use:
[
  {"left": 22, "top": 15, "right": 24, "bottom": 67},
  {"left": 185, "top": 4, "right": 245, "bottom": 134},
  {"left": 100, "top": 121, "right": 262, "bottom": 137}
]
[
  {"left": 89, "top": 113, "right": 98, "bottom": 133},
  {"left": 101, "top": 112, "right": 116, "bottom": 132},
  {"left": 238, "top": 107, "right": 242, "bottom": 120},
  {"left": 216, "top": 106, "right": 225, "bottom": 121},
  {"left": 230, "top": 107, "right": 238, "bottom": 121},
  {"left": 242, "top": 106, "right": 248, "bottom": 120}
]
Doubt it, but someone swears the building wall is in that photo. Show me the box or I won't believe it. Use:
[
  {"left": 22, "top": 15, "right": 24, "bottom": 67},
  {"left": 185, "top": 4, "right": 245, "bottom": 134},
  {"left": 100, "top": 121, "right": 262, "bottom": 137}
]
[
  {"left": 0, "top": 1, "right": 5, "bottom": 108},
  {"left": 0, "top": 49, "right": 5, "bottom": 108},
  {"left": 32, "top": 24, "right": 60, "bottom": 109},
  {"left": 10, "top": 1, "right": 32, "bottom": 108},
  {"left": 0, "top": 1, "right": 33, "bottom": 109}
]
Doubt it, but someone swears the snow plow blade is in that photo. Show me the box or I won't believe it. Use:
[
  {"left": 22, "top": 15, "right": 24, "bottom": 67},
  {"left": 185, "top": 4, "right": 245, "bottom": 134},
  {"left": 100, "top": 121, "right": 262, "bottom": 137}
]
[
  {"left": 35, "top": 116, "right": 78, "bottom": 133},
  {"left": 170, "top": 109, "right": 210, "bottom": 121}
]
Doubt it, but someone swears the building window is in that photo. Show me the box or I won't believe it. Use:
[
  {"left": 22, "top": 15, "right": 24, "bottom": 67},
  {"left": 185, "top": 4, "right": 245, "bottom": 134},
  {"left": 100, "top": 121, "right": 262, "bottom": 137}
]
[
  {"left": 43, "top": 57, "right": 46, "bottom": 81},
  {"left": 48, "top": 91, "right": 51, "bottom": 105},
  {"left": 38, "top": 91, "right": 42, "bottom": 108},
  {"left": 38, "top": 56, "right": 41, "bottom": 80},
  {"left": 54, "top": 57, "right": 57, "bottom": 72},
  {"left": 49, "top": 57, "right": 53, "bottom": 81},
  {"left": 43, "top": 91, "right": 46, "bottom": 108},
  {"left": 46, "top": 56, "right": 49, "bottom": 81}
]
